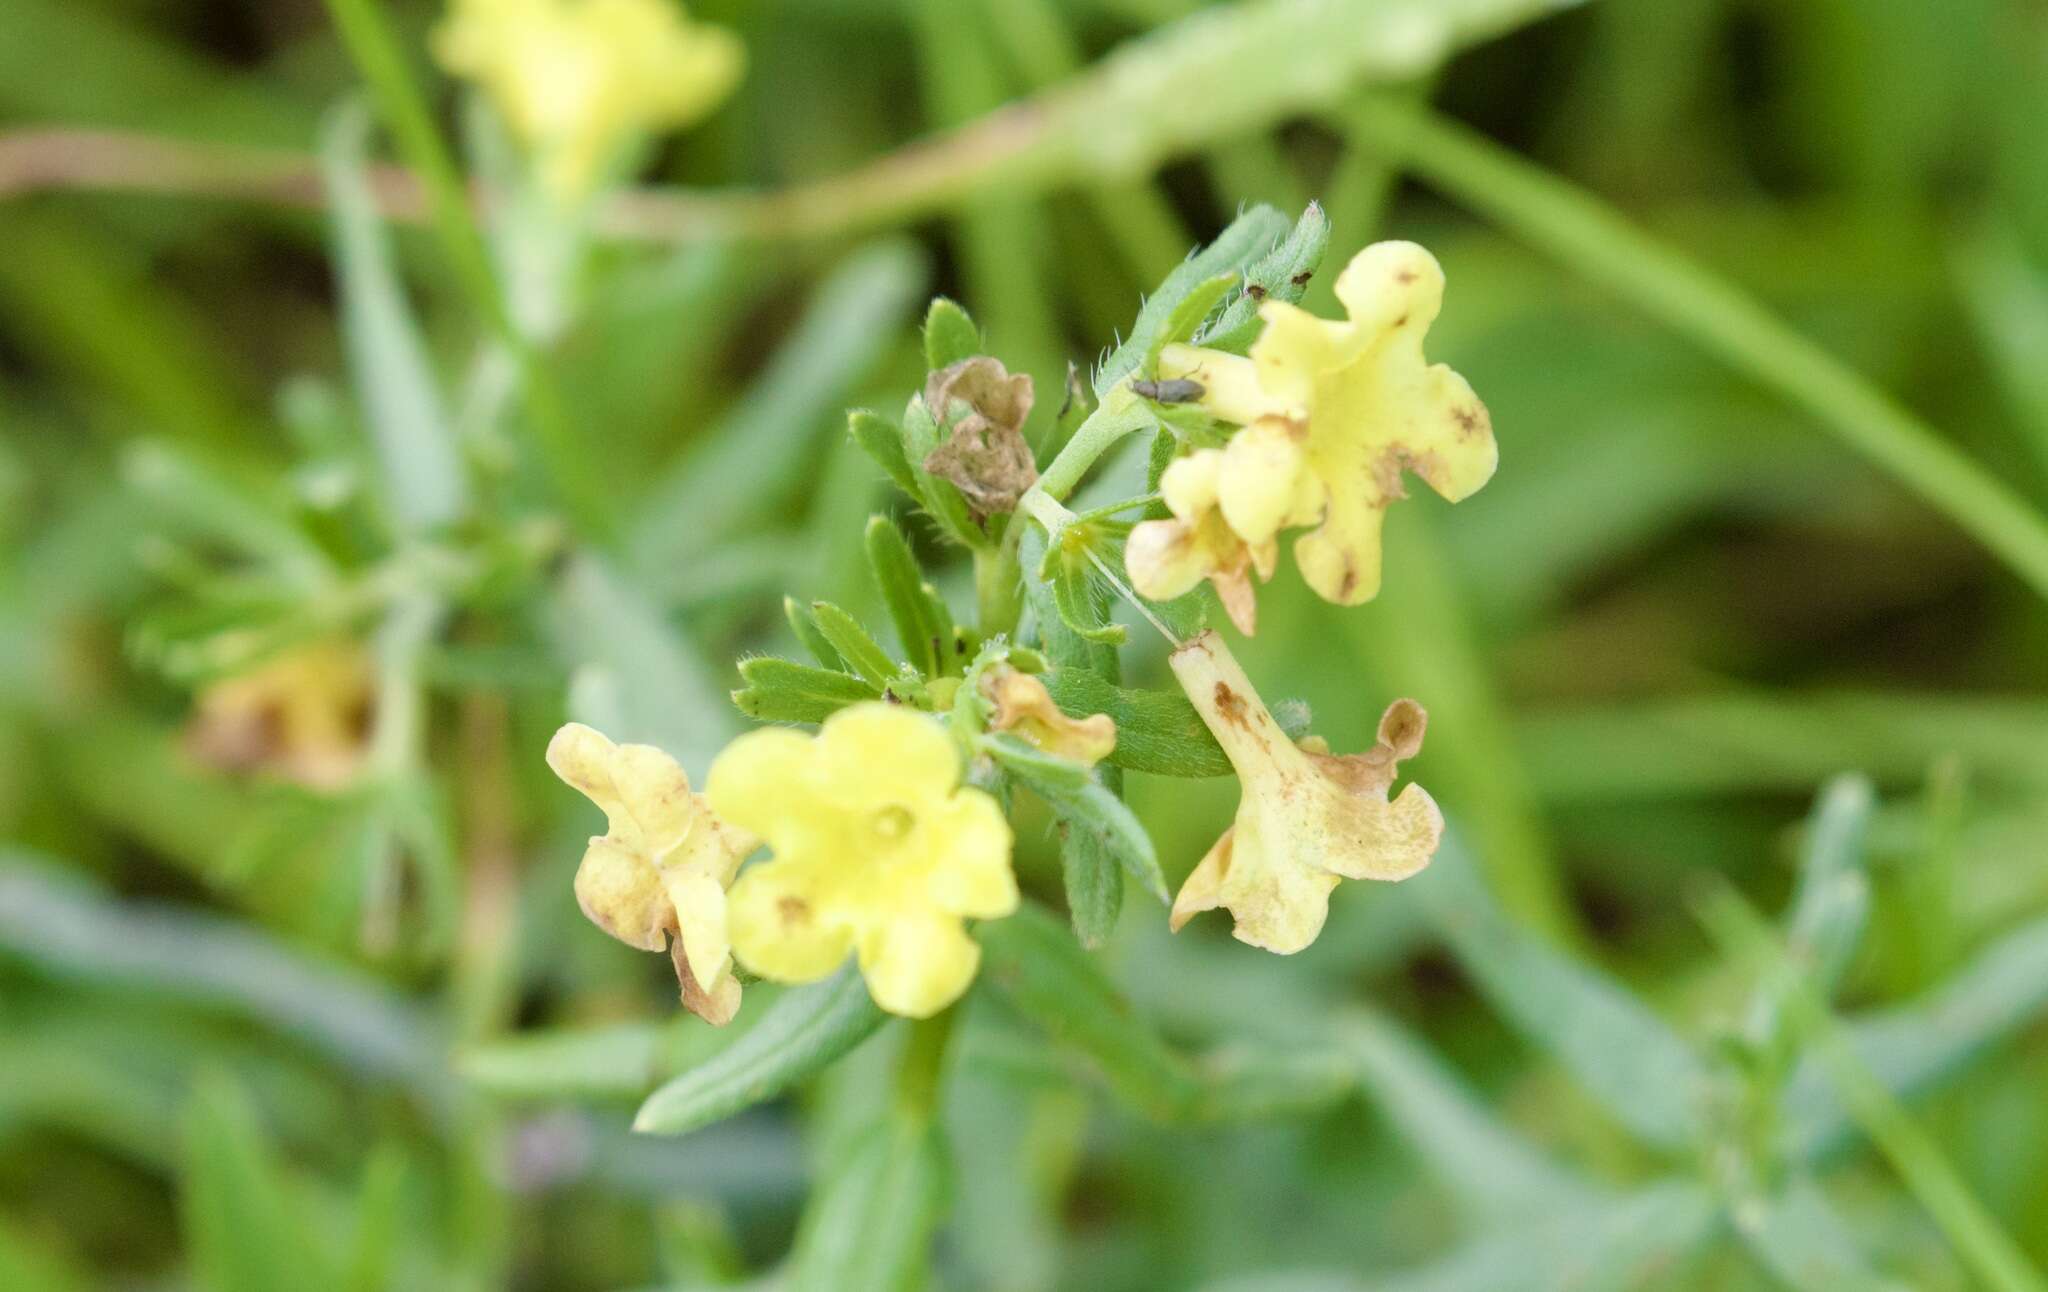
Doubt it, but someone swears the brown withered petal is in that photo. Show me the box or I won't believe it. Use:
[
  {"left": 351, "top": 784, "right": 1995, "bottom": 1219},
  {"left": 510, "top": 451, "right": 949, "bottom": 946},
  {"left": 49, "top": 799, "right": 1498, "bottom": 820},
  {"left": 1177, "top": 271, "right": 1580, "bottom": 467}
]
[{"left": 922, "top": 357, "right": 1038, "bottom": 520}]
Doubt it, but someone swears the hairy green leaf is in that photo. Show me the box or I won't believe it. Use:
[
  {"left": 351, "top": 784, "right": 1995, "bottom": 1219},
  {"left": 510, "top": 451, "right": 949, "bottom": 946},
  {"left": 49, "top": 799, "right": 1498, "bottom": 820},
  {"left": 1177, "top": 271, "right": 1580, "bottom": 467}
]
[{"left": 733, "top": 656, "right": 880, "bottom": 724}]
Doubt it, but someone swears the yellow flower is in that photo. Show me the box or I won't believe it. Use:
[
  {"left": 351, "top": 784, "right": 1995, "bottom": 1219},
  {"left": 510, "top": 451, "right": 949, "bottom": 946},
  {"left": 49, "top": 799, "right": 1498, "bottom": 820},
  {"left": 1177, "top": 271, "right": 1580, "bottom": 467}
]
[
  {"left": 980, "top": 666, "right": 1116, "bottom": 767},
  {"left": 1166, "top": 631, "right": 1442, "bottom": 953},
  {"left": 705, "top": 704, "right": 1016, "bottom": 1018},
  {"left": 186, "top": 639, "right": 373, "bottom": 791},
  {"left": 434, "top": 0, "right": 743, "bottom": 199},
  {"left": 1128, "top": 241, "right": 1495, "bottom": 628},
  {"left": 547, "top": 723, "right": 756, "bottom": 1024}
]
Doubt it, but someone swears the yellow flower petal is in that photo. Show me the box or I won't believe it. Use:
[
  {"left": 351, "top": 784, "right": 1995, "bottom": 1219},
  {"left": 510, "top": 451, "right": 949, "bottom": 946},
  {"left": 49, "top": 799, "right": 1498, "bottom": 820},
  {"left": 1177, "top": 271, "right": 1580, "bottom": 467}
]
[
  {"left": 573, "top": 837, "right": 671, "bottom": 952},
  {"left": 662, "top": 867, "right": 731, "bottom": 991},
  {"left": 981, "top": 668, "right": 1117, "bottom": 768},
  {"left": 858, "top": 916, "right": 982, "bottom": 1019},
  {"left": 812, "top": 703, "right": 963, "bottom": 806},
  {"left": 703, "top": 726, "right": 815, "bottom": 838},
  {"left": 1165, "top": 632, "right": 1442, "bottom": 953},
  {"left": 728, "top": 857, "right": 855, "bottom": 984},
  {"left": 1147, "top": 240, "right": 1495, "bottom": 619},
  {"left": 924, "top": 793, "right": 1019, "bottom": 918}
]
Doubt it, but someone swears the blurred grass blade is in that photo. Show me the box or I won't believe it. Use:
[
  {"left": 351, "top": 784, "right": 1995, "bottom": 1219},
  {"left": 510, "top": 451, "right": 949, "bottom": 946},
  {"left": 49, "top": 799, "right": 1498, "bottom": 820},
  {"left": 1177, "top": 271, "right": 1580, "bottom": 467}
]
[
  {"left": 630, "top": 242, "right": 926, "bottom": 575},
  {"left": 458, "top": 1021, "right": 669, "bottom": 1101},
  {"left": 181, "top": 1075, "right": 333, "bottom": 1292},
  {"left": 1784, "top": 910, "right": 2048, "bottom": 1160},
  {"left": 1339, "top": 1008, "right": 1595, "bottom": 1222},
  {"left": 0, "top": 854, "right": 450, "bottom": 1113},
  {"left": 343, "top": 1143, "right": 408, "bottom": 1292},
  {"left": 1353, "top": 98, "right": 2048, "bottom": 602},
  {"left": 547, "top": 554, "right": 734, "bottom": 775},
  {"left": 1700, "top": 887, "right": 2048, "bottom": 1292},
  {"left": 1410, "top": 837, "right": 1708, "bottom": 1150},
  {"left": 977, "top": 903, "right": 1202, "bottom": 1119},
  {"left": 1780, "top": 777, "right": 1874, "bottom": 1000},
  {"left": 786, "top": 1111, "right": 944, "bottom": 1292},
  {"left": 322, "top": 101, "right": 466, "bottom": 532},
  {"left": 635, "top": 965, "right": 887, "bottom": 1136},
  {"left": 1736, "top": 1177, "right": 1906, "bottom": 1292}
]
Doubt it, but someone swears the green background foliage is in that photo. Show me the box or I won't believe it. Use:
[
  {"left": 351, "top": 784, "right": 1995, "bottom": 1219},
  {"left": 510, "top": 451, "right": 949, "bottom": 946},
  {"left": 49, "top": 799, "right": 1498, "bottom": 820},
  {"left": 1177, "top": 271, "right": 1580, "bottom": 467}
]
[{"left": 5, "top": 0, "right": 2048, "bottom": 1288}]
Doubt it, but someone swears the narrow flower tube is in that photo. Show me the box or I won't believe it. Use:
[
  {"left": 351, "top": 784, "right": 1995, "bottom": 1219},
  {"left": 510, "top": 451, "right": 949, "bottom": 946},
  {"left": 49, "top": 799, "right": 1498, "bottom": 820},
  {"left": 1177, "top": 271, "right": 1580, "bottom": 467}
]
[{"left": 1167, "top": 631, "right": 1442, "bottom": 953}]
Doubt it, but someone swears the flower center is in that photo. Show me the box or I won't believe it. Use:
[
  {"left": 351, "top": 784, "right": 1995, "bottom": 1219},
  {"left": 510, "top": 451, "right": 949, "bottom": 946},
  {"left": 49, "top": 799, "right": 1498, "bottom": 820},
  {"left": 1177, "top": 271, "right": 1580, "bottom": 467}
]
[{"left": 870, "top": 804, "right": 916, "bottom": 843}]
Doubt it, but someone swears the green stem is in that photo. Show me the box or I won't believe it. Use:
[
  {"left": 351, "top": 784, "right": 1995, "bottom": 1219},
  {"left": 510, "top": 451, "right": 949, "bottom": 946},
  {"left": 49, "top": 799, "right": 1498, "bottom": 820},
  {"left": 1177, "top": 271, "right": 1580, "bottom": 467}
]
[
  {"left": 974, "top": 537, "right": 1025, "bottom": 640},
  {"left": 1701, "top": 889, "right": 2048, "bottom": 1292},
  {"left": 318, "top": 0, "right": 610, "bottom": 540},
  {"left": 894, "top": 1008, "right": 959, "bottom": 1120},
  {"left": 1348, "top": 98, "right": 2048, "bottom": 602},
  {"left": 1030, "top": 395, "right": 1153, "bottom": 504}
]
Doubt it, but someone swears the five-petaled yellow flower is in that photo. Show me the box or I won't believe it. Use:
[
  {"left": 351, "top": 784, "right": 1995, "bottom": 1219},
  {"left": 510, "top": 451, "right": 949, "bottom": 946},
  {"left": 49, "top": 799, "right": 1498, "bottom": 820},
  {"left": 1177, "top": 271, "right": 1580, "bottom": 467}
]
[
  {"left": 706, "top": 704, "right": 1017, "bottom": 1018},
  {"left": 1127, "top": 241, "right": 1497, "bottom": 632},
  {"left": 434, "top": 0, "right": 743, "bottom": 199},
  {"left": 1166, "top": 631, "right": 1442, "bottom": 953},
  {"left": 548, "top": 723, "right": 756, "bottom": 1024}
]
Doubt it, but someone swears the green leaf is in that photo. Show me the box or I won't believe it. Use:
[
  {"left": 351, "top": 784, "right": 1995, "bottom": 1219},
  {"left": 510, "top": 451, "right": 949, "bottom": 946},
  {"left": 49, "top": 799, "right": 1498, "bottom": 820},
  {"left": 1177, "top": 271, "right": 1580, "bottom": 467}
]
[
  {"left": 458, "top": 1022, "right": 669, "bottom": 1101},
  {"left": 978, "top": 904, "right": 1201, "bottom": 1118},
  {"left": 1060, "top": 804, "right": 1125, "bottom": 951},
  {"left": 848, "top": 408, "right": 923, "bottom": 503},
  {"left": 1042, "top": 667, "right": 1230, "bottom": 777},
  {"left": 181, "top": 1075, "right": 332, "bottom": 1292},
  {"left": 899, "top": 393, "right": 985, "bottom": 550},
  {"left": 1735, "top": 1178, "right": 1902, "bottom": 1292},
  {"left": 864, "top": 514, "right": 951, "bottom": 677},
  {"left": 923, "top": 297, "right": 982, "bottom": 371},
  {"left": 1197, "top": 200, "right": 1333, "bottom": 353},
  {"left": 1142, "top": 272, "right": 1238, "bottom": 377},
  {"left": 1409, "top": 838, "right": 1710, "bottom": 1150},
  {"left": 733, "top": 656, "right": 880, "bottom": 725},
  {"left": 321, "top": 101, "right": 465, "bottom": 533},
  {"left": 1047, "top": 546, "right": 1127, "bottom": 645},
  {"left": 784, "top": 594, "right": 846, "bottom": 671},
  {"left": 1748, "top": 776, "right": 1874, "bottom": 1051},
  {"left": 807, "top": 601, "right": 903, "bottom": 692},
  {"left": 1340, "top": 1008, "right": 1595, "bottom": 1223},
  {"left": 786, "top": 1111, "right": 944, "bottom": 1292},
  {"left": 1784, "top": 910, "right": 2048, "bottom": 1160},
  {"left": 987, "top": 736, "right": 1165, "bottom": 902},
  {"left": 630, "top": 240, "right": 927, "bottom": 571},
  {"left": 1097, "top": 204, "right": 1290, "bottom": 396},
  {"left": 634, "top": 965, "right": 887, "bottom": 1136}
]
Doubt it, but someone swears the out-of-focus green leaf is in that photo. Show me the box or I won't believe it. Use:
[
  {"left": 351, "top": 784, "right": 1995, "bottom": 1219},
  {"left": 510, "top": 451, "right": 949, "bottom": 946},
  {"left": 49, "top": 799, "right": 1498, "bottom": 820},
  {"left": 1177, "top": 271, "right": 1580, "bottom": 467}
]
[
  {"left": 1749, "top": 776, "right": 1874, "bottom": 1048},
  {"left": 629, "top": 241, "right": 926, "bottom": 573},
  {"left": 1784, "top": 911, "right": 2048, "bottom": 1161},
  {"left": 786, "top": 1109, "right": 944, "bottom": 1292},
  {"left": 181, "top": 1075, "right": 332, "bottom": 1292},
  {"left": 459, "top": 1021, "right": 668, "bottom": 1101},
  {"left": 1340, "top": 1008, "right": 1595, "bottom": 1222},
  {"left": 1410, "top": 839, "right": 1709, "bottom": 1150},
  {"left": 0, "top": 855, "right": 450, "bottom": 1114},
  {"left": 322, "top": 102, "right": 466, "bottom": 533},
  {"left": 635, "top": 965, "right": 888, "bottom": 1136},
  {"left": 343, "top": 1143, "right": 408, "bottom": 1292},
  {"left": 1734, "top": 1177, "right": 1904, "bottom": 1292}
]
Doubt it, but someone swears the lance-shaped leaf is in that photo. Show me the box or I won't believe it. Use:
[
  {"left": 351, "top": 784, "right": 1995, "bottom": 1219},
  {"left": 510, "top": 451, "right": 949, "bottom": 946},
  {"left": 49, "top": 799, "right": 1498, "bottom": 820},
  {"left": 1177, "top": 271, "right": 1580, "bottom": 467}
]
[
  {"left": 848, "top": 408, "right": 922, "bottom": 503},
  {"left": 1197, "top": 201, "right": 1333, "bottom": 354},
  {"left": 1098, "top": 204, "right": 1292, "bottom": 396},
  {"left": 1409, "top": 838, "right": 1710, "bottom": 1151},
  {"left": 732, "top": 656, "right": 880, "bottom": 725},
  {"left": 786, "top": 1109, "right": 945, "bottom": 1292},
  {"left": 923, "top": 297, "right": 982, "bottom": 371},
  {"left": 784, "top": 594, "right": 846, "bottom": 671},
  {"left": 634, "top": 965, "right": 887, "bottom": 1135},
  {"left": 986, "top": 736, "right": 1167, "bottom": 904},
  {"left": 864, "top": 514, "right": 954, "bottom": 677},
  {"left": 806, "top": 601, "right": 903, "bottom": 692}
]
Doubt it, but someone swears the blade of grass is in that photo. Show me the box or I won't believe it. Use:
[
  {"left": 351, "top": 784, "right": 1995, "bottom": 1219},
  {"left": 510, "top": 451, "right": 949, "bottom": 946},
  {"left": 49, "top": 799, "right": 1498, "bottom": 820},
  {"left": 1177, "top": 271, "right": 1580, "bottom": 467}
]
[
  {"left": 1699, "top": 885, "right": 2048, "bottom": 1292},
  {"left": 1347, "top": 98, "right": 2048, "bottom": 600},
  {"left": 318, "top": 0, "right": 605, "bottom": 536}
]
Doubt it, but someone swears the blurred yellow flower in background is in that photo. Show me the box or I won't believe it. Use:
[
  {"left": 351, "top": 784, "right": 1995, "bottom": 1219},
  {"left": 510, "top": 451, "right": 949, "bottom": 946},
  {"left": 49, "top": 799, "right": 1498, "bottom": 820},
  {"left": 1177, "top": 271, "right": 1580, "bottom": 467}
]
[
  {"left": 186, "top": 639, "right": 373, "bottom": 791},
  {"left": 548, "top": 722, "right": 756, "bottom": 1024},
  {"left": 434, "top": 0, "right": 743, "bottom": 199},
  {"left": 706, "top": 704, "right": 1017, "bottom": 1018},
  {"left": 1166, "top": 631, "right": 1442, "bottom": 953},
  {"left": 1129, "top": 241, "right": 1496, "bottom": 627}
]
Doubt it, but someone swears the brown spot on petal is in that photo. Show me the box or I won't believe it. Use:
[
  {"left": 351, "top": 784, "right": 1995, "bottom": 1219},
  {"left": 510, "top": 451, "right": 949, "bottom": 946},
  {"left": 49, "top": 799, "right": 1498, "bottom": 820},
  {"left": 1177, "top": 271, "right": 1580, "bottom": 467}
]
[
  {"left": 777, "top": 895, "right": 810, "bottom": 926},
  {"left": 1396, "top": 268, "right": 1418, "bottom": 284}
]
